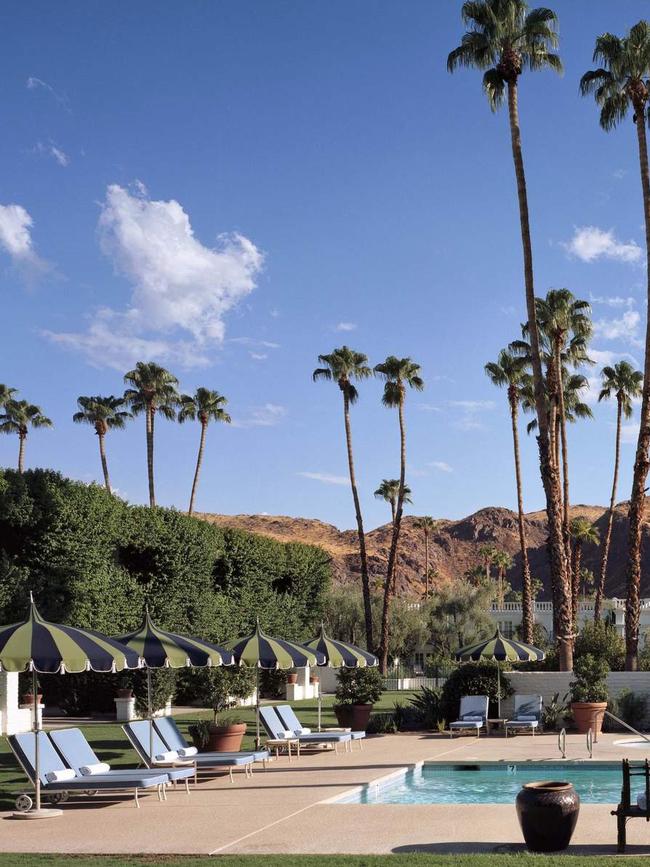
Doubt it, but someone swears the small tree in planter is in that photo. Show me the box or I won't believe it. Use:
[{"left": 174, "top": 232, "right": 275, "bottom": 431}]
[
  {"left": 189, "top": 667, "right": 255, "bottom": 752},
  {"left": 334, "top": 667, "right": 384, "bottom": 730},
  {"left": 570, "top": 653, "right": 609, "bottom": 735}
]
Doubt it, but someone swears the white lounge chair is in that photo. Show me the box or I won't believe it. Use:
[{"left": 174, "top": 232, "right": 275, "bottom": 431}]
[
  {"left": 505, "top": 694, "right": 542, "bottom": 737},
  {"left": 449, "top": 695, "right": 488, "bottom": 738}
]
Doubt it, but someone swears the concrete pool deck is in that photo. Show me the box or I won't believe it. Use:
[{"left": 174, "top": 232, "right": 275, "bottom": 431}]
[{"left": 2, "top": 731, "right": 650, "bottom": 855}]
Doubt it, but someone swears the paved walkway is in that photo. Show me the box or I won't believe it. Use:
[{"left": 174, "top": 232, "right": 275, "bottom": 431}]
[{"left": 1, "top": 731, "right": 650, "bottom": 855}]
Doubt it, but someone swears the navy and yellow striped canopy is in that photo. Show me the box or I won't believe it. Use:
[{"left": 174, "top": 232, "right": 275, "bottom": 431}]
[
  {"left": 0, "top": 602, "right": 141, "bottom": 674},
  {"left": 304, "top": 626, "right": 378, "bottom": 668},
  {"left": 455, "top": 629, "right": 545, "bottom": 663},
  {"left": 225, "top": 624, "right": 325, "bottom": 670},
  {"left": 115, "top": 611, "right": 234, "bottom": 669}
]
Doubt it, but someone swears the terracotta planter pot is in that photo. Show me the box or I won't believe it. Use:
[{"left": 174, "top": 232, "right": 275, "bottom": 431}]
[
  {"left": 571, "top": 702, "right": 607, "bottom": 735},
  {"left": 286, "top": 674, "right": 298, "bottom": 684},
  {"left": 21, "top": 693, "right": 43, "bottom": 705},
  {"left": 333, "top": 704, "right": 373, "bottom": 730},
  {"left": 516, "top": 781, "right": 580, "bottom": 852},
  {"left": 206, "top": 723, "right": 246, "bottom": 752},
  {"left": 310, "top": 676, "right": 319, "bottom": 684},
  {"left": 116, "top": 688, "right": 133, "bottom": 699}
]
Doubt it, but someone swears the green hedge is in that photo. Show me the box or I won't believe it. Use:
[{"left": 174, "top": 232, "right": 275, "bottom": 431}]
[{"left": 0, "top": 469, "right": 331, "bottom": 713}]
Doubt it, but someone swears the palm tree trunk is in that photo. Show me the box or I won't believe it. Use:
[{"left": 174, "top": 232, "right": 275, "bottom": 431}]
[
  {"left": 188, "top": 421, "right": 207, "bottom": 516},
  {"left": 572, "top": 542, "right": 582, "bottom": 634},
  {"left": 625, "top": 111, "right": 650, "bottom": 670},
  {"left": 510, "top": 393, "right": 533, "bottom": 643},
  {"left": 556, "top": 343, "right": 573, "bottom": 590},
  {"left": 17, "top": 433, "right": 25, "bottom": 473},
  {"left": 424, "top": 531, "right": 430, "bottom": 599},
  {"left": 507, "top": 79, "right": 572, "bottom": 670},
  {"left": 146, "top": 405, "right": 155, "bottom": 508},
  {"left": 596, "top": 397, "right": 622, "bottom": 621},
  {"left": 342, "top": 392, "right": 373, "bottom": 650},
  {"left": 379, "top": 397, "right": 407, "bottom": 673},
  {"left": 98, "top": 432, "right": 112, "bottom": 494}
]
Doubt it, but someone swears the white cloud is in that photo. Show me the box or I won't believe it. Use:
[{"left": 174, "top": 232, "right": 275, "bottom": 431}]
[
  {"left": 230, "top": 403, "right": 286, "bottom": 428},
  {"left": 33, "top": 140, "right": 69, "bottom": 167},
  {"left": 45, "top": 183, "right": 263, "bottom": 368},
  {"left": 298, "top": 471, "right": 349, "bottom": 486},
  {"left": 26, "top": 76, "right": 70, "bottom": 112},
  {"left": 593, "top": 310, "right": 641, "bottom": 343},
  {"left": 621, "top": 422, "right": 640, "bottom": 444},
  {"left": 589, "top": 347, "right": 639, "bottom": 367},
  {"left": 418, "top": 403, "right": 443, "bottom": 413},
  {"left": 335, "top": 322, "right": 357, "bottom": 332},
  {"left": 448, "top": 399, "right": 495, "bottom": 431},
  {"left": 428, "top": 461, "right": 453, "bottom": 473},
  {"left": 0, "top": 203, "right": 49, "bottom": 278},
  {"left": 613, "top": 169, "right": 627, "bottom": 180},
  {"left": 564, "top": 226, "right": 641, "bottom": 264},
  {"left": 229, "top": 337, "right": 280, "bottom": 349},
  {"left": 589, "top": 294, "right": 636, "bottom": 308},
  {"left": 250, "top": 352, "right": 268, "bottom": 361}
]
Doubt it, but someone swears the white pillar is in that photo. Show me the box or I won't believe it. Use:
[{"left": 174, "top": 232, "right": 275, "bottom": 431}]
[{"left": 0, "top": 672, "right": 32, "bottom": 735}]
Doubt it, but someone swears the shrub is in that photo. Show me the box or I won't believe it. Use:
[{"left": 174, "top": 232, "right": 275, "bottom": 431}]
[
  {"left": 574, "top": 621, "right": 625, "bottom": 671},
  {"left": 541, "top": 692, "right": 569, "bottom": 730},
  {"left": 335, "top": 667, "right": 384, "bottom": 706},
  {"left": 440, "top": 662, "right": 513, "bottom": 722},
  {"left": 408, "top": 686, "right": 443, "bottom": 730},
  {"left": 616, "top": 688, "right": 648, "bottom": 730},
  {"left": 366, "top": 712, "right": 398, "bottom": 734},
  {"left": 569, "top": 654, "right": 609, "bottom": 704}
]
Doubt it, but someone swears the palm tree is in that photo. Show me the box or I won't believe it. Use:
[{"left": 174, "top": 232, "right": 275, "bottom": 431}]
[
  {"left": 123, "top": 362, "right": 179, "bottom": 507},
  {"left": 595, "top": 362, "right": 644, "bottom": 621},
  {"left": 493, "top": 550, "right": 513, "bottom": 609},
  {"left": 581, "top": 23, "right": 650, "bottom": 669},
  {"left": 374, "top": 479, "right": 413, "bottom": 525},
  {"left": 485, "top": 348, "right": 534, "bottom": 641},
  {"left": 0, "top": 399, "right": 52, "bottom": 472},
  {"left": 374, "top": 355, "right": 424, "bottom": 671},
  {"left": 73, "top": 396, "right": 131, "bottom": 494},
  {"left": 414, "top": 516, "right": 438, "bottom": 598},
  {"left": 569, "top": 518, "right": 600, "bottom": 633},
  {"left": 313, "top": 346, "right": 374, "bottom": 649},
  {"left": 478, "top": 544, "right": 499, "bottom": 586},
  {"left": 0, "top": 385, "right": 17, "bottom": 408},
  {"left": 448, "top": 2, "right": 572, "bottom": 669},
  {"left": 178, "top": 388, "right": 231, "bottom": 516}
]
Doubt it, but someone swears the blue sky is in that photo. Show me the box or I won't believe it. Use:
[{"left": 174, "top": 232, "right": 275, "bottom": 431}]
[{"left": 1, "top": 0, "right": 649, "bottom": 530}]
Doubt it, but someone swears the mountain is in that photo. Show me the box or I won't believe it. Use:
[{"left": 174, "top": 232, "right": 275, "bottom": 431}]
[{"left": 196, "top": 502, "right": 645, "bottom": 599}]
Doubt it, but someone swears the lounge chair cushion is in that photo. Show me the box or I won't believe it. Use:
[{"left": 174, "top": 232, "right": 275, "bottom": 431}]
[
  {"left": 463, "top": 715, "right": 484, "bottom": 721},
  {"left": 638, "top": 792, "right": 648, "bottom": 811},
  {"left": 46, "top": 768, "right": 76, "bottom": 783},
  {"left": 516, "top": 715, "right": 537, "bottom": 721},
  {"left": 80, "top": 762, "right": 110, "bottom": 776}
]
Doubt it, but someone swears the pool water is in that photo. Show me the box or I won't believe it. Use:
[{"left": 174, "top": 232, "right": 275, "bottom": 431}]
[{"left": 339, "top": 762, "right": 626, "bottom": 805}]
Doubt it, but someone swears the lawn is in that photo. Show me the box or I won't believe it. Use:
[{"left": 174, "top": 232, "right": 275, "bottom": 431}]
[
  {"left": 0, "top": 855, "right": 645, "bottom": 866},
  {"left": 0, "top": 692, "right": 416, "bottom": 811}
]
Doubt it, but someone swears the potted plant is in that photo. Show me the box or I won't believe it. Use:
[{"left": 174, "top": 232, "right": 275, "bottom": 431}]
[
  {"left": 206, "top": 700, "right": 246, "bottom": 752},
  {"left": 570, "top": 653, "right": 609, "bottom": 735},
  {"left": 286, "top": 672, "right": 298, "bottom": 685},
  {"left": 190, "top": 667, "right": 255, "bottom": 752},
  {"left": 188, "top": 718, "right": 212, "bottom": 751},
  {"left": 116, "top": 675, "right": 133, "bottom": 699},
  {"left": 334, "top": 667, "right": 384, "bottom": 730},
  {"left": 21, "top": 677, "right": 43, "bottom": 706}
]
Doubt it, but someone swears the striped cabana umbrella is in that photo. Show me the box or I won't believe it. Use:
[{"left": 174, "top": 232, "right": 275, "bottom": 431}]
[
  {"left": 115, "top": 608, "right": 234, "bottom": 760},
  {"left": 0, "top": 595, "right": 140, "bottom": 819},
  {"left": 455, "top": 628, "right": 545, "bottom": 717},
  {"left": 224, "top": 622, "right": 325, "bottom": 747},
  {"left": 304, "top": 625, "right": 378, "bottom": 730}
]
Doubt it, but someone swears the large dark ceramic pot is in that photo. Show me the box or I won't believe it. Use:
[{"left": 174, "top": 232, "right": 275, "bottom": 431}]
[
  {"left": 333, "top": 704, "right": 373, "bottom": 730},
  {"left": 516, "top": 781, "right": 580, "bottom": 852}
]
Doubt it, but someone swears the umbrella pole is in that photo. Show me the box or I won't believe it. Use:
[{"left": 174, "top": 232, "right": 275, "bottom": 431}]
[
  {"left": 497, "top": 663, "right": 501, "bottom": 719},
  {"left": 318, "top": 690, "right": 322, "bottom": 732},
  {"left": 33, "top": 669, "right": 40, "bottom": 812},
  {"left": 147, "top": 668, "right": 153, "bottom": 762},
  {"left": 255, "top": 667, "right": 260, "bottom": 750}
]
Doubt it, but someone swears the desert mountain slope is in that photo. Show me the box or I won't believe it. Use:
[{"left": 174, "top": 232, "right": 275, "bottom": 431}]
[{"left": 197, "top": 502, "right": 649, "bottom": 599}]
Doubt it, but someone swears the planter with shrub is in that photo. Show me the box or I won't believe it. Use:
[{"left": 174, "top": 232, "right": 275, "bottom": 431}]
[
  {"left": 187, "top": 667, "right": 255, "bottom": 752},
  {"left": 334, "top": 667, "right": 384, "bottom": 730},
  {"left": 570, "top": 653, "right": 609, "bottom": 735},
  {"left": 441, "top": 661, "right": 513, "bottom": 724}
]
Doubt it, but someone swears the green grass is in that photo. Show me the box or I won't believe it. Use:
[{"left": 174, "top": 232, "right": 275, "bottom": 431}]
[
  {"left": 0, "top": 855, "right": 644, "bottom": 866},
  {"left": 0, "top": 692, "right": 416, "bottom": 811}
]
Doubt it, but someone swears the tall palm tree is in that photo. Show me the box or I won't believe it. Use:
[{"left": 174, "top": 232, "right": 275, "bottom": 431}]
[
  {"left": 581, "top": 22, "right": 650, "bottom": 669},
  {"left": 0, "top": 399, "right": 52, "bottom": 472},
  {"left": 123, "top": 362, "right": 179, "bottom": 507},
  {"left": 485, "top": 348, "right": 534, "bottom": 641},
  {"left": 569, "top": 518, "right": 600, "bottom": 633},
  {"left": 374, "top": 355, "right": 424, "bottom": 671},
  {"left": 374, "top": 479, "right": 413, "bottom": 525},
  {"left": 313, "top": 346, "right": 374, "bottom": 649},
  {"left": 595, "top": 362, "right": 644, "bottom": 621},
  {"left": 478, "top": 544, "right": 499, "bottom": 586},
  {"left": 0, "top": 385, "right": 17, "bottom": 408},
  {"left": 73, "top": 396, "right": 131, "bottom": 494},
  {"left": 448, "top": 2, "right": 573, "bottom": 669},
  {"left": 178, "top": 388, "right": 231, "bottom": 516},
  {"left": 493, "top": 550, "right": 513, "bottom": 608},
  {"left": 414, "top": 516, "right": 438, "bottom": 598}
]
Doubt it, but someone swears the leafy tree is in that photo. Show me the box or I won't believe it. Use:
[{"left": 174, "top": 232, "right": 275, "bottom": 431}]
[
  {"left": 123, "top": 362, "right": 179, "bottom": 507},
  {"left": 574, "top": 620, "right": 624, "bottom": 671},
  {"left": 441, "top": 661, "right": 514, "bottom": 724},
  {"left": 596, "top": 362, "right": 643, "bottom": 620},
  {"left": 581, "top": 21, "right": 650, "bottom": 670},
  {"left": 485, "top": 349, "right": 534, "bottom": 641},
  {"left": 178, "top": 388, "right": 231, "bottom": 515},
  {"left": 414, "top": 516, "right": 438, "bottom": 599},
  {"left": 425, "top": 579, "right": 494, "bottom": 658},
  {"left": 569, "top": 518, "right": 600, "bottom": 632},
  {"left": 448, "top": 0, "right": 572, "bottom": 669},
  {"left": 73, "top": 395, "right": 131, "bottom": 493},
  {"left": 313, "top": 347, "right": 374, "bottom": 649},
  {"left": 374, "top": 356, "right": 424, "bottom": 671},
  {"left": 0, "top": 399, "right": 52, "bottom": 473}
]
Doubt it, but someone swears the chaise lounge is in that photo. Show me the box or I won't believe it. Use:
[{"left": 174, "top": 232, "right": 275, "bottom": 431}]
[
  {"left": 275, "top": 704, "right": 366, "bottom": 750},
  {"left": 154, "top": 715, "right": 269, "bottom": 769},
  {"left": 505, "top": 694, "right": 542, "bottom": 737},
  {"left": 260, "top": 706, "right": 352, "bottom": 753},
  {"left": 449, "top": 695, "right": 489, "bottom": 738}
]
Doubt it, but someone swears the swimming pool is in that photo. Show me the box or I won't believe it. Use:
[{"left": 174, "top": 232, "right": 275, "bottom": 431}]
[{"left": 336, "top": 762, "right": 625, "bottom": 805}]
